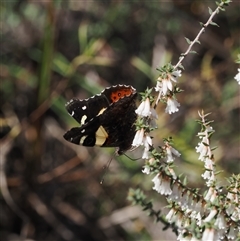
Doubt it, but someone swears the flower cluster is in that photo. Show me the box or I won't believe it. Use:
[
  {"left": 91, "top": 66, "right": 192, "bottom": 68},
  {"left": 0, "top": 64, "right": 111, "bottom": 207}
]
[
  {"left": 140, "top": 138, "right": 181, "bottom": 193},
  {"left": 131, "top": 111, "right": 240, "bottom": 241},
  {"left": 194, "top": 112, "right": 239, "bottom": 241},
  {"left": 131, "top": 104, "right": 240, "bottom": 238},
  {"left": 196, "top": 111, "right": 216, "bottom": 187},
  {"left": 225, "top": 175, "right": 240, "bottom": 226},
  {"left": 155, "top": 64, "right": 182, "bottom": 114},
  {"left": 164, "top": 141, "right": 181, "bottom": 163},
  {"left": 132, "top": 64, "right": 182, "bottom": 161},
  {"left": 132, "top": 88, "right": 157, "bottom": 160},
  {"left": 133, "top": 96, "right": 182, "bottom": 196},
  {"left": 128, "top": 1, "right": 239, "bottom": 240},
  {"left": 131, "top": 66, "right": 182, "bottom": 199},
  {"left": 132, "top": 127, "right": 152, "bottom": 159}
]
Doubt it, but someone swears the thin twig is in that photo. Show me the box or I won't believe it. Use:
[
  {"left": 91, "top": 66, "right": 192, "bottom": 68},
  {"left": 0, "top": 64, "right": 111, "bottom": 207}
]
[{"left": 174, "top": 4, "right": 222, "bottom": 69}]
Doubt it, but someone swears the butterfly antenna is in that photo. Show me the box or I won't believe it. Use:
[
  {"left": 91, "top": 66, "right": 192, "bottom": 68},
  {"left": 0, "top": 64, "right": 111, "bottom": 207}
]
[{"left": 100, "top": 155, "right": 114, "bottom": 184}]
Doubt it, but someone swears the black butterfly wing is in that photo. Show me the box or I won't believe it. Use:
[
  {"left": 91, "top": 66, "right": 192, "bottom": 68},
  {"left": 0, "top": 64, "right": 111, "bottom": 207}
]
[
  {"left": 102, "top": 85, "right": 136, "bottom": 103},
  {"left": 63, "top": 116, "right": 108, "bottom": 147},
  {"left": 64, "top": 92, "right": 137, "bottom": 153},
  {"left": 66, "top": 95, "right": 110, "bottom": 125},
  {"left": 99, "top": 92, "right": 137, "bottom": 154},
  {"left": 64, "top": 85, "right": 137, "bottom": 155}
]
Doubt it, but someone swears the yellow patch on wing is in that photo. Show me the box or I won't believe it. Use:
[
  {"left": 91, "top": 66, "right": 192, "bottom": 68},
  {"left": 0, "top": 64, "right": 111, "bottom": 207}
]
[
  {"left": 97, "top": 108, "right": 106, "bottom": 116},
  {"left": 95, "top": 125, "right": 108, "bottom": 146}
]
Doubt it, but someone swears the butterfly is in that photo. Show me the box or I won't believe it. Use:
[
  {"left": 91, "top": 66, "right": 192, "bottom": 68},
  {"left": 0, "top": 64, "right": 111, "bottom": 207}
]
[{"left": 63, "top": 85, "right": 137, "bottom": 155}]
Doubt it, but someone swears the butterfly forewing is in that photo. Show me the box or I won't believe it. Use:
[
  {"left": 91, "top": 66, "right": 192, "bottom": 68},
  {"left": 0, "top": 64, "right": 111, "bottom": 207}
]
[
  {"left": 66, "top": 95, "right": 110, "bottom": 125},
  {"left": 102, "top": 85, "right": 136, "bottom": 103}
]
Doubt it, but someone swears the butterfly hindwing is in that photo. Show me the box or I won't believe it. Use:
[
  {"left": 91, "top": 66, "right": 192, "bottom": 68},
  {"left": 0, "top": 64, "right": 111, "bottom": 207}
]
[{"left": 63, "top": 116, "right": 108, "bottom": 147}]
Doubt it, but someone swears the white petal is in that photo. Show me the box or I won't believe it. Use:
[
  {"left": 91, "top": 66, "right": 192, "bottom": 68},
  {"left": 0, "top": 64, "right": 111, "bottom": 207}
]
[
  {"left": 165, "top": 97, "right": 180, "bottom": 114},
  {"left": 135, "top": 101, "right": 145, "bottom": 115},
  {"left": 132, "top": 129, "right": 144, "bottom": 146}
]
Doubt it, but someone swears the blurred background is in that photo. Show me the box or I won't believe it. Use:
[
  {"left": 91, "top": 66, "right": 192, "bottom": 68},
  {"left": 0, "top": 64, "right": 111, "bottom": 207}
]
[{"left": 0, "top": 1, "right": 239, "bottom": 240}]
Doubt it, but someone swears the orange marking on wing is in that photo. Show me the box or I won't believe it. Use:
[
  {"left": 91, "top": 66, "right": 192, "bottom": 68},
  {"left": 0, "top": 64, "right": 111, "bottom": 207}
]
[{"left": 110, "top": 88, "right": 134, "bottom": 102}]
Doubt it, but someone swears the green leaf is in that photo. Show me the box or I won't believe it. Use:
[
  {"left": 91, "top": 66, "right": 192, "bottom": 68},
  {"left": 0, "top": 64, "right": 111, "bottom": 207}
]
[
  {"left": 53, "top": 53, "right": 70, "bottom": 77},
  {"left": 215, "top": 170, "right": 224, "bottom": 175},
  {"left": 208, "top": 7, "right": 213, "bottom": 15},
  {"left": 195, "top": 40, "right": 201, "bottom": 45},
  {"left": 189, "top": 51, "right": 197, "bottom": 55},
  {"left": 202, "top": 142, "right": 209, "bottom": 147},
  {"left": 178, "top": 63, "right": 185, "bottom": 70},
  {"left": 78, "top": 23, "right": 88, "bottom": 54},
  {"left": 210, "top": 21, "right": 219, "bottom": 27},
  {"left": 183, "top": 176, "right": 188, "bottom": 185},
  {"left": 185, "top": 37, "right": 191, "bottom": 45}
]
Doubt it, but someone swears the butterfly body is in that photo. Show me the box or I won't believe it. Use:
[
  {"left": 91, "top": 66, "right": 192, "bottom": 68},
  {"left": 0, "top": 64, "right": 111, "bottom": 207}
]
[{"left": 63, "top": 85, "right": 137, "bottom": 155}]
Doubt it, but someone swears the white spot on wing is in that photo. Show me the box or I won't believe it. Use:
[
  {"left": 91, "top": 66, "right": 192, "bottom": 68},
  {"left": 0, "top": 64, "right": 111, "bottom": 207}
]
[
  {"left": 81, "top": 115, "right": 87, "bottom": 125},
  {"left": 82, "top": 106, "right": 87, "bottom": 110},
  {"left": 71, "top": 110, "right": 75, "bottom": 116},
  {"left": 80, "top": 136, "right": 87, "bottom": 144}
]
